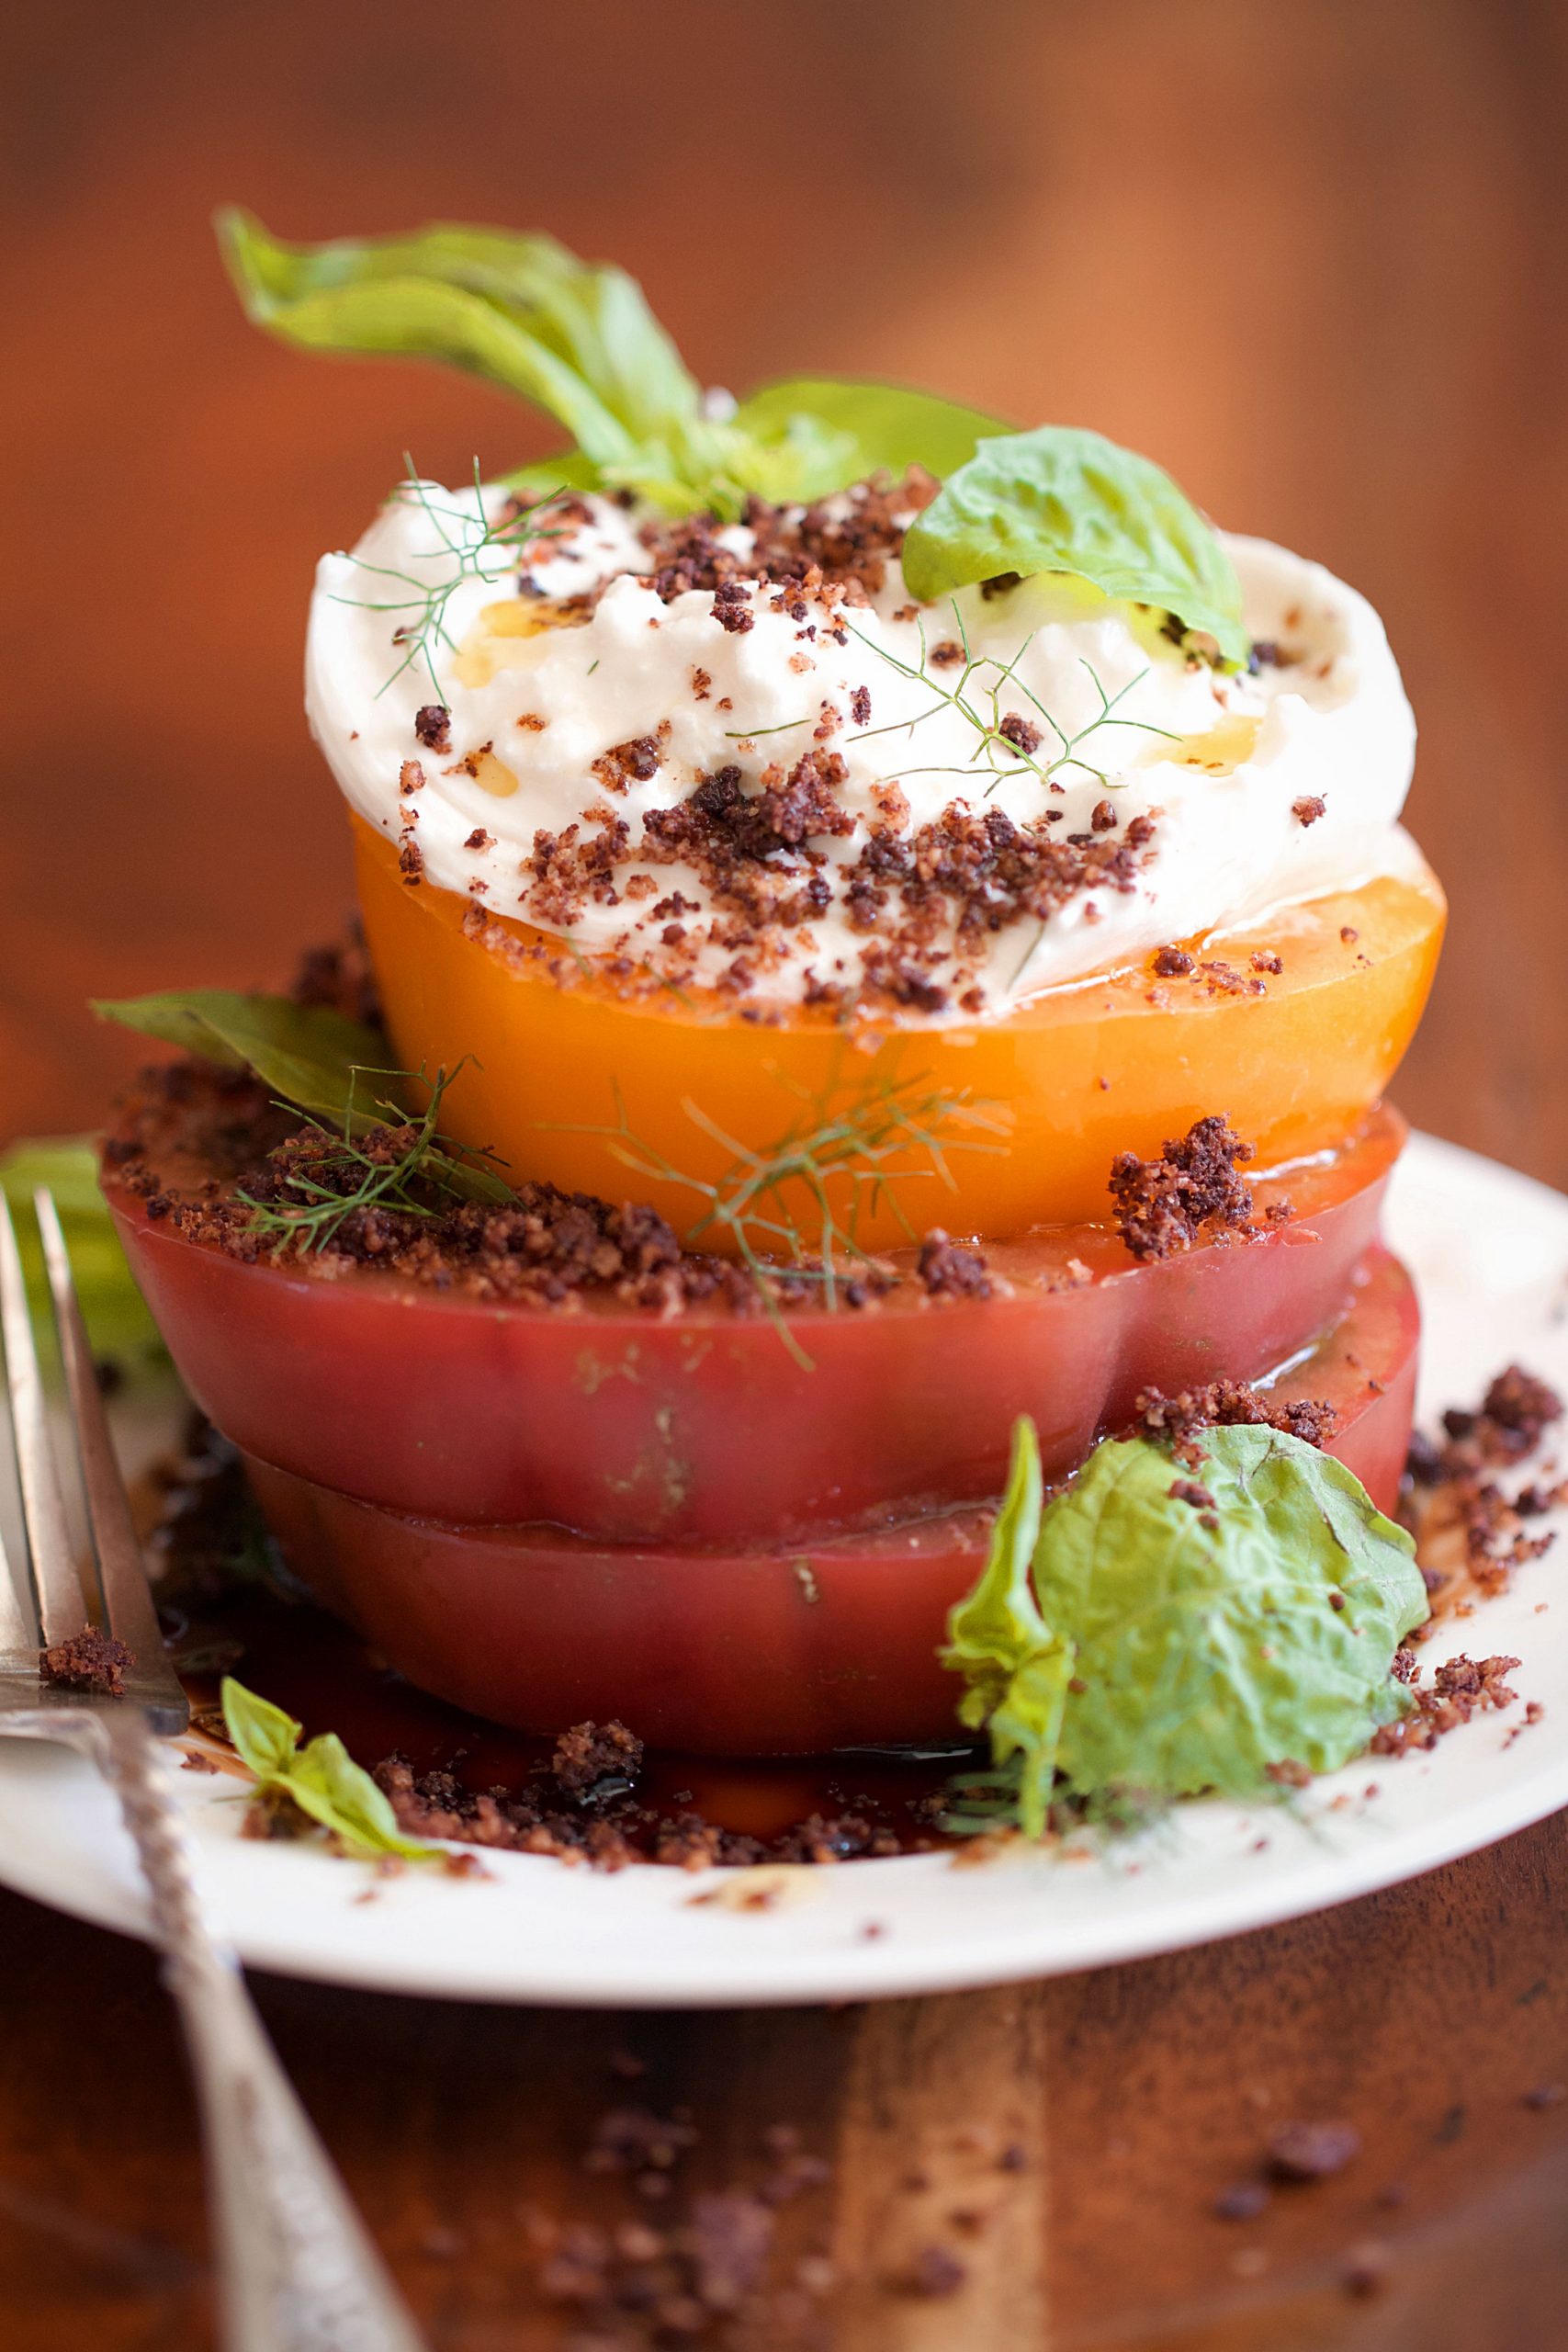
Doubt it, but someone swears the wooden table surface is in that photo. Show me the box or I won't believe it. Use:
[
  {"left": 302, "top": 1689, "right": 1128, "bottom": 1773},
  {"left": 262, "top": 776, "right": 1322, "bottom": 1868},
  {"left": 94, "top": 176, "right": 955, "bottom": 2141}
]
[{"left": 5, "top": 4, "right": 1568, "bottom": 2344}]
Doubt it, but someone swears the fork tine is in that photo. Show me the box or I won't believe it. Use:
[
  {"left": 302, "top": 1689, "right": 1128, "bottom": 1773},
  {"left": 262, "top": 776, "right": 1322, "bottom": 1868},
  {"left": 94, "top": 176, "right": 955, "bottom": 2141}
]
[
  {"left": 0, "top": 1427, "right": 33, "bottom": 1653},
  {"left": 0, "top": 1192, "right": 88, "bottom": 1647},
  {"left": 0, "top": 1189, "right": 33, "bottom": 1651},
  {"left": 34, "top": 1192, "right": 187, "bottom": 1727}
]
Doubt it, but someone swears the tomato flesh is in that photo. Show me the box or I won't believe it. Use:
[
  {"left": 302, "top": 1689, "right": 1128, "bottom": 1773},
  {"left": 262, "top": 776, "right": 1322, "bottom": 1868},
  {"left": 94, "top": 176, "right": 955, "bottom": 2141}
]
[
  {"left": 106, "top": 1107, "right": 1404, "bottom": 1541},
  {"left": 245, "top": 1246, "right": 1419, "bottom": 1754}
]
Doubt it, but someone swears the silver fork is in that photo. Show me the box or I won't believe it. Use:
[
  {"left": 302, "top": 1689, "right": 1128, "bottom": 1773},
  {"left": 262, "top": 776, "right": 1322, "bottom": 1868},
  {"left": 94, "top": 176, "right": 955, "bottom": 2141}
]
[{"left": 0, "top": 1189, "right": 428, "bottom": 2352}]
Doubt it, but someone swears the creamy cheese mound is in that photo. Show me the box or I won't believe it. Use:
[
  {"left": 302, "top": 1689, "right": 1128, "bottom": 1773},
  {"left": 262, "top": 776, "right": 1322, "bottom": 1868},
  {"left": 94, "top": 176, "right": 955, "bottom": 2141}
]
[{"left": 305, "top": 478, "right": 1420, "bottom": 1016}]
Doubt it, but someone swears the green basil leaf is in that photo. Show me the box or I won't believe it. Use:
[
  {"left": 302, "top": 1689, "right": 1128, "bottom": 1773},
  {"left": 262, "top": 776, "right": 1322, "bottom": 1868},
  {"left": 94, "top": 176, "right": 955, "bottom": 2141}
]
[
  {"left": 219, "top": 209, "right": 650, "bottom": 469},
  {"left": 986, "top": 1648, "right": 1077, "bottom": 1842},
  {"left": 944, "top": 1417, "right": 1050, "bottom": 1701},
  {"left": 901, "top": 425, "right": 1248, "bottom": 664},
  {"left": 442, "top": 227, "right": 701, "bottom": 444},
  {"left": 716, "top": 406, "right": 862, "bottom": 505},
  {"left": 220, "top": 1675, "right": 305, "bottom": 1779},
  {"left": 732, "top": 378, "right": 1012, "bottom": 501},
  {"left": 0, "top": 1137, "right": 163, "bottom": 1362},
  {"left": 947, "top": 1425, "right": 1426, "bottom": 1824},
  {"left": 290, "top": 1732, "right": 439, "bottom": 1860},
  {"left": 92, "top": 989, "right": 385, "bottom": 1120},
  {"left": 942, "top": 1419, "right": 1069, "bottom": 1838},
  {"left": 220, "top": 211, "right": 778, "bottom": 518},
  {"left": 1043, "top": 1428, "right": 1425, "bottom": 1797}
]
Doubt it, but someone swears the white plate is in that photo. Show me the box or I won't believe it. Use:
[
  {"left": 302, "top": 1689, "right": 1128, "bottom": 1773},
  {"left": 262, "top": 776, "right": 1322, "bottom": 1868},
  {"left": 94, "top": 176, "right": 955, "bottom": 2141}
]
[{"left": 1, "top": 1130, "right": 1565, "bottom": 2007}]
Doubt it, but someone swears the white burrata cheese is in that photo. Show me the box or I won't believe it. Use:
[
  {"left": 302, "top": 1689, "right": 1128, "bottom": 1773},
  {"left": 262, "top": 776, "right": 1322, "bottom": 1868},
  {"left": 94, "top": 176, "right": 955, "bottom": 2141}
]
[{"left": 305, "top": 477, "right": 1421, "bottom": 1015}]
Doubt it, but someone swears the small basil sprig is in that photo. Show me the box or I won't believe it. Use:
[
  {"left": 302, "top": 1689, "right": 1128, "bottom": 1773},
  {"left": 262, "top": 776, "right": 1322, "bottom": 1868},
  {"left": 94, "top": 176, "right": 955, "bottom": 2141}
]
[
  {"left": 946, "top": 1419, "right": 1427, "bottom": 1836},
  {"left": 901, "top": 426, "right": 1249, "bottom": 666},
  {"left": 221, "top": 1677, "right": 441, "bottom": 1860},
  {"left": 220, "top": 212, "right": 1246, "bottom": 648},
  {"left": 92, "top": 988, "right": 513, "bottom": 1204},
  {"left": 218, "top": 209, "right": 1009, "bottom": 517}
]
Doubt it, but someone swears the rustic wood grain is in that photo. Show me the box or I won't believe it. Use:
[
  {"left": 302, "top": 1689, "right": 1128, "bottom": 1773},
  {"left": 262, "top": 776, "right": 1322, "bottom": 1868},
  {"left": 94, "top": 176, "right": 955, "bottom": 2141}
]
[
  {"left": 825, "top": 1986, "right": 1050, "bottom": 2340},
  {"left": 3, "top": 1811, "right": 1566, "bottom": 2349},
  {"left": 4, "top": 1, "right": 1568, "bottom": 2346}
]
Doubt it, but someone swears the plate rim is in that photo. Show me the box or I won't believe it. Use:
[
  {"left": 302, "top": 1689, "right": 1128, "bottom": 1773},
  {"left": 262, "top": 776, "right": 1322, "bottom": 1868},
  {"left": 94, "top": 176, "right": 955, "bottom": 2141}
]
[{"left": 1, "top": 1123, "right": 1565, "bottom": 2007}]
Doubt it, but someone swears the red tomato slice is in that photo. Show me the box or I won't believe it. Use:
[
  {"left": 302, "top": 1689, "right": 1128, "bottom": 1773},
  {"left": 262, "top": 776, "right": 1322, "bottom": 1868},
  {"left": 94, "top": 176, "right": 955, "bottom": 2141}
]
[
  {"left": 106, "top": 1107, "right": 1404, "bottom": 1544},
  {"left": 245, "top": 1246, "right": 1418, "bottom": 1754}
]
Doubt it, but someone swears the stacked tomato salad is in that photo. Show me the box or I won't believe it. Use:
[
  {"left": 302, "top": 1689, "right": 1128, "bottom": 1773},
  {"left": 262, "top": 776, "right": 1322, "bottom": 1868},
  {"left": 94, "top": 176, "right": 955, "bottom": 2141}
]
[{"left": 96, "top": 215, "right": 1445, "bottom": 1818}]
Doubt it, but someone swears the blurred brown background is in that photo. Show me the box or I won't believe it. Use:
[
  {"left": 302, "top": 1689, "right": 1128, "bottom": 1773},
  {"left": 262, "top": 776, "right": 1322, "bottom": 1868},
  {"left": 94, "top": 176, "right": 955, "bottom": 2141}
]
[
  {"left": 6, "top": 15, "right": 1568, "bottom": 2348},
  {"left": 5, "top": 0, "right": 1566, "bottom": 1176}
]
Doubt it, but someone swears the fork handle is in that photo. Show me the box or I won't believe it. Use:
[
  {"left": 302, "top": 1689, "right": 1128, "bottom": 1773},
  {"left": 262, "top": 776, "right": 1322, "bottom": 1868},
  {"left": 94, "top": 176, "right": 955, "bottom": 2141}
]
[{"left": 98, "top": 1714, "right": 428, "bottom": 2352}]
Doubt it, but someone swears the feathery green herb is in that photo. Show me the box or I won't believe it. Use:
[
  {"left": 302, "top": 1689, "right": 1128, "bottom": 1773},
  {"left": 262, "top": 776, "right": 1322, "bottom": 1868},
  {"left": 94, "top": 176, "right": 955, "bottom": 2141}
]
[
  {"left": 558, "top": 1071, "right": 1010, "bottom": 1367},
  {"left": 844, "top": 604, "right": 1181, "bottom": 797},
  {"left": 332, "top": 462, "right": 574, "bottom": 702},
  {"left": 93, "top": 988, "right": 513, "bottom": 1206},
  {"left": 233, "top": 1067, "right": 497, "bottom": 1254}
]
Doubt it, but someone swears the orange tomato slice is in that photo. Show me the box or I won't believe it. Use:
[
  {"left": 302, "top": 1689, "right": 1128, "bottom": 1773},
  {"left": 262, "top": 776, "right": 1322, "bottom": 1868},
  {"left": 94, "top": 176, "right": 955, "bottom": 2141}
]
[{"left": 352, "top": 812, "right": 1444, "bottom": 1248}]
